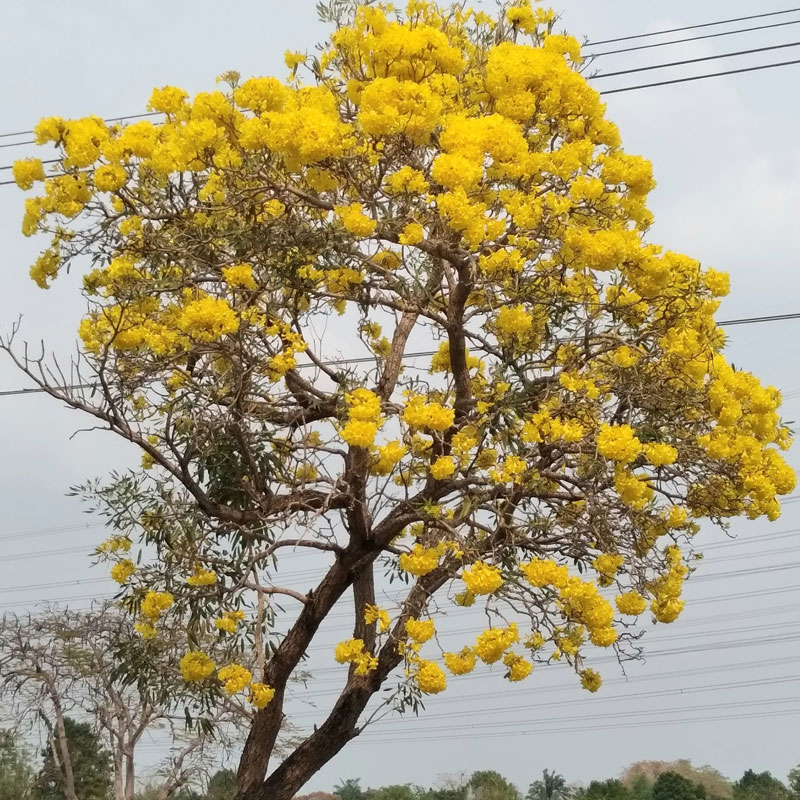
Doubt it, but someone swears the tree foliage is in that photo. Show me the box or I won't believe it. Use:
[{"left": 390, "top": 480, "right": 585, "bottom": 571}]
[
  {"left": 35, "top": 717, "right": 112, "bottom": 800},
  {"left": 732, "top": 770, "right": 790, "bottom": 800},
  {"left": 527, "top": 771, "right": 569, "bottom": 800},
  {"left": 581, "top": 780, "right": 630, "bottom": 800},
  {"left": 622, "top": 761, "right": 731, "bottom": 800},
  {"left": 0, "top": 730, "right": 36, "bottom": 800},
  {"left": 6, "top": 0, "right": 795, "bottom": 798}
]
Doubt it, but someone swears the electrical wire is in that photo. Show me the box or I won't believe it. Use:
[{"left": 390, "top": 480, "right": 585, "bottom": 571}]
[
  {"left": 589, "top": 18, "right": 800, "bottom": 57},
  {"left": 586, "top": 7, "right": 800, "bottom": 47},
  {"left": 590, "top": 39, "right": 800, "bottom": 80},
  {"left": 0, "top": 311, "right": 798, "bottom": 399},
  {"left": 602, "top": 57, "right": 800, "bottom": 95}
]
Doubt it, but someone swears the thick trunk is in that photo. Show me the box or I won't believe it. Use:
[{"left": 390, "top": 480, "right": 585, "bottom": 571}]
[{"left": 113, "top": 745, "right": 124, "bottom": 800}]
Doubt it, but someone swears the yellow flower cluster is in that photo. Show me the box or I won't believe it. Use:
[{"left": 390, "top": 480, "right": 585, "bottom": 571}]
[
  {"left": 334, "top": 638, "right": 378, "bottom": 675},
  {"left": 592, "top": 553, "right": 624, "bottom": 587},
  {"left": 372, "top": 440, "right": 407, "bottom": 475},
  {"left": 461, "top": 562, "right": 503, "bottom": 595},
  {"left": 503, "top": 652, "right": 533, "bottom": 682},
  {"left": 522, "top": 559, "right": 569, "bottom": 588},
  {"left": 430, "top": 455, "right": 456, "bottom": 480},
  {"left": 405, "top": 617, "right": 435, "bottom": 643},
  {"left": 186, "top": 566, "right": 217, "bottom": 586},
  {"left": 596, "top": 424, "right": 642, "bottom": 463},
  {"left": 443, "top": 648, "right": 476, "bottom": 675},
  {"left": 13, "top": 158, "right": 46, "bottom": 190},
  {"left": 364, "top": 604, "right": 391, "bottom": 633},
  {"left": 649, "top": 546, "right": 687, "bottom": 623},
  {"left": 558, "top": 578, "right": 615, "bottom": 647},
  {"left": 335, "top": 203, "right": 377, "bottom": 237},
  {"left": 218, "top": 663, "right": 253, "bottom": 695},
  {"left": 474, "top": 623, "right": 519, "bottom": 664},
  {"left": 414, "top": 660, "right": 447, "bottom": 694},
  {"left": 398, "top": 542, "right": 445, "bottom": 576},
  {"left": 341, "top": 387, "right": 383, "bottom": 448},
  {"left": 402, "top": 394, "right": 455, "bottom": 431},
  {"left": 214, "top": 609, "right": 246, "bottom": 633},
  {"left": 615, "top": 591, "right": 647, "bottom": 616},
  {"left": 111, "top": 559, "right": 136, "bottom": 584},
  {"left": 141, "top": 591, "right": 173, "bottom": 621},
  {"left": 180, "top": 651, "right": 216, "bottom": 682},
  {"left": 249, "top": 682, "right": 276, "bottom": 709}
]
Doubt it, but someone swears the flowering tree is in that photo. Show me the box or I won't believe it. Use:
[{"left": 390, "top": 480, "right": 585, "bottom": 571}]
[{"left": 4, "top": 1, "right": 795, "bottom": 798}]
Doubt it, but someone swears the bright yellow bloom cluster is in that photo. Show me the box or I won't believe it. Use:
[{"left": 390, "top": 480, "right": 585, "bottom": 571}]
[
  {"left": 111, "top": 559, "right": 136, "bottom": 584},
  {"left": 461, "top": 562, "right": 503, "bottom": 595},
  {"left": 504, "top": 652, "right": 533, "bottom": 682},
  {"left": 249, "top": 682, "right": 276, "bottom": 709},
  {"left": 596, "top": 424, "right": 642, "bottom": 463},
  {"left": 592, "top": 553, "right": 624, "bottom": 587},
  {"left": 443, "top": 648, "right": 476, "bottom": 675},
  {"left": 222, "top": 264, "right": 258, "bottom": 291},
  {"left": 334, "top": 638, "right": 378, "bottom": 675},
  {"left": 644, "top": 442, "right": 678, "bottom": 467},
  {"left": 218, "top": 663, "right": 253, "bottom": 695},
  {"left": 341, "top": 387, "right": 383, "bottom": 448},
  {"left": 12, "top": 158, "right": 46, "bottom": 190},
  {"left": 430, "top": 455, "right": 456, "bottom": 480},
  {"left": 414, "top": 660, "right": 447, "bottom": 694},
  {"left": 405, "top": 617, "right": 435, "bottom": 643},
  {"left": 615, "top": 591, "right": 647, "bottom": 616},
  {"left": 402, "top": 394, "right": 455, "bottom": 431},
  {"left": 141, "top": 591, "right": 173, "bottom": 621},
  {"left": 214, "top": 609, "right": 246, "bottom": 633},
  {"left": 474, "top": 623, "right": 519, "bottom": 664},
  {"left": 398, "top": 543, "right": 445, "bottom": 576},
  {"left": 650, "top": 546, "right": 688, "bottom": 623},
  {"left": 364, "top": 604, "right": 391, "bottom": 633},
  {"left": 186, "top": 566, "right": 217, "bottom": 586},
  {"left": 522, "top": 559, "right": 569, "bottom": 588},
  {"left": 335, "top": 203, "right": 377, "bottom": 237},
  {"left": 373, "top": 440, "right": 407, "bottom": 475},
  {"left": 180, "top": 651, "right": 216, "bottom": 682}
]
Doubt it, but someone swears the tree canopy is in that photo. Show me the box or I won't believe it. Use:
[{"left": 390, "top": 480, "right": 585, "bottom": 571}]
[{"left": 6, "top": 0, "right": 795, "bottom": 798}]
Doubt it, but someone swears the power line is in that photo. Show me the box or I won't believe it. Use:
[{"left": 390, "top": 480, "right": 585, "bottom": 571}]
[
  {"left": 590, "top": 18, "right": 800, "bottom": 57},
  {"left": 602, "top": 56, "right": 800, "bottom": 95},
  {"left": 586, "top": 7, "right": 800, "bottom": 47},
  {"left": 590, "top": 39, "right": 800, "bottom": 80},
  {"left": 0, "top": 111, "right": 163, "bottom": 142},
  {"left": 0, "top": 311, "right": 797, "bottom": 399}
]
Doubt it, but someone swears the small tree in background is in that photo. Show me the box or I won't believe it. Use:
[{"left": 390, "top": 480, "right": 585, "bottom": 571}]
[
  {"left": 0, "top": 729, "right": 36, "bottom": 800},
  {"left": 651, "top": 772, "right": 705, "bottom": 800},
  {"left": 733, "top": 770, "right": 791, "bottom": 800},
  {"left": 527, "top": 770, "right": 570, "bottom": 800},
  {"left": 6, "top": 0, "right": 795, "bottom": 798},
  {"left": 34, "top": 717, "right": 112, "bottom": 800}
]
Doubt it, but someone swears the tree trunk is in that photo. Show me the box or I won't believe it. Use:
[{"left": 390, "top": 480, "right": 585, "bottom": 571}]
[
  {"left": 52, "top": 700, "right": 78, "bottom": 800},
  {"left": 124, "top": 748, "right": 136, "bottom": 800}
]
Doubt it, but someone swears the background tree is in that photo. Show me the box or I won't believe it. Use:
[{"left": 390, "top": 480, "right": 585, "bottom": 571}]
[
  {"left": 365, "top": 786, "right": 421, "bottom": 800},
  {"left": 206, "top": 770, "right": 237, "bottom": 800},
  {"left": 651, "top": 772, "right": 705, "bottom": 800},
  {"left": 0, "top": 729, "right": 36, "bottom": 800},
  {"left": 733, "top": 771, "right": 790, "bottom": 800},
  {"left": 6, "top": 1, "right": 794, "bottom": 799},
  {"left": 334, "top": 780, "right": 365, "bottom": 800},
  {"left": 0, "top": 604, "right": 255, "bottom": 800},
  {"left": 787, "top": 765, "right": 800, "bottom": 799},
  {"left": 581, "top": 780, "right": 630, "bottom": 800},
  {"left": 623, "top": 761, "right": 731, "bottom": 800},
  {"left": 34, "top": 717, "right": 112, "bottom": 800},
  {"left": 527, "top": 770, "right": 570, "bottom": 800}
]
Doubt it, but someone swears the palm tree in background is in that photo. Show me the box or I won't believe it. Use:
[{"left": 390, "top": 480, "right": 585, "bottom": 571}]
[{"left": 527, "top": 770, "right": 572, "bottom": 800}]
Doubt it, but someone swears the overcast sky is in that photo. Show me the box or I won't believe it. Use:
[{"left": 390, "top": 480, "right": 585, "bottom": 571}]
[{"left": 1, "top": 0, "right": 800, "bottom": 793}]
